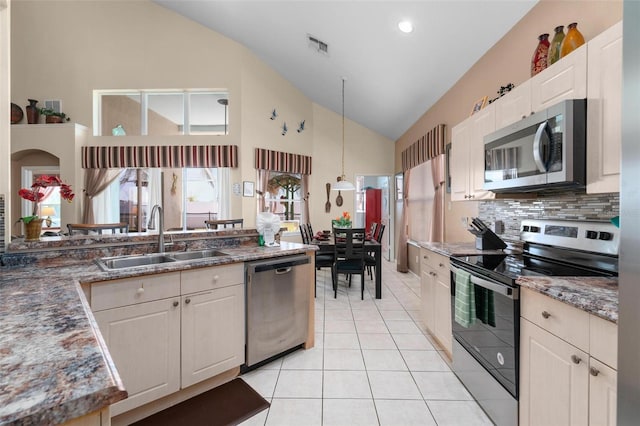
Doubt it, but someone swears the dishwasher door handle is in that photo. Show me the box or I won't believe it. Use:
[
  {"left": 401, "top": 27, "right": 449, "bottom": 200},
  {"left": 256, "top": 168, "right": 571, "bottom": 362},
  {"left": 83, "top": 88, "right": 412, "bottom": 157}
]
[{"left": 275, "top": 267, "right": 292, "bottom": 275}]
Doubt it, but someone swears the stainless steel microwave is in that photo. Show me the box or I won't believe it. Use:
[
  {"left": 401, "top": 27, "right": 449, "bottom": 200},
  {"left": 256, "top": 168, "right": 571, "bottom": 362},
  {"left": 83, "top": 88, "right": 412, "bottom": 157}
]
[{"left": 483, "top": 99, "right": 586, "bottom": 193}]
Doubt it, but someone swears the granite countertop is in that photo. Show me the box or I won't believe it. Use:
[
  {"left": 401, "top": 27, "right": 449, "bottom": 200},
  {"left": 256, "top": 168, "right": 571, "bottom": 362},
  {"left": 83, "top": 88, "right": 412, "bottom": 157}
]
[
  {"left": 417, "top": 241, "right": 514, "bottom": 257},
  {"left": 418, "top": 241, "right": 618, "bottom": 323},
  {"left": 516, "top": 276, "right": 618, "bottom": 323},
  {"left": 0, "top": 241, "right": 313, "bottom": 425}
]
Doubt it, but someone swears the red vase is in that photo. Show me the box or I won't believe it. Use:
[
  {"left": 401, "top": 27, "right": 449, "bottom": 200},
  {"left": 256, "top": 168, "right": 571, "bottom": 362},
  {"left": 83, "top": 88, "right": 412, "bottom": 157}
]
[{"left": 531, "top": 33, "right": 550, "bottom": 77}]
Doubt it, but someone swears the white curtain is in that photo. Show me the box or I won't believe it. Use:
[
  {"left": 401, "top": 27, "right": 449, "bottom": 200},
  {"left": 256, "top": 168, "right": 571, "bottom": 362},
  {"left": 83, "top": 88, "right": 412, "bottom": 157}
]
[
  {"left": 93, "top": 182, "right": 120, "bottom": 224},
  {"left": 148, "top": 169, "right": 163, "bottom": 225},
  {"left": 218, "top": 168, "right": 230, "bottom": 219}
]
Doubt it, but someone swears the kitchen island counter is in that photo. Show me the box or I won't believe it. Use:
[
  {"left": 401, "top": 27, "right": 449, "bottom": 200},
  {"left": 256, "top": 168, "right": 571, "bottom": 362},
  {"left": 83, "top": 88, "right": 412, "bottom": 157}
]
[{"left": 0, "top": 235, "right": 313, "bottom": 425}]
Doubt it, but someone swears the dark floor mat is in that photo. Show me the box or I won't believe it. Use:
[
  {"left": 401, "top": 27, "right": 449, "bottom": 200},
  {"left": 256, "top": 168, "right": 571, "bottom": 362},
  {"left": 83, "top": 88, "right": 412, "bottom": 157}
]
[{"left": 131, "top": 378, "right": 269, "bottom": 426}]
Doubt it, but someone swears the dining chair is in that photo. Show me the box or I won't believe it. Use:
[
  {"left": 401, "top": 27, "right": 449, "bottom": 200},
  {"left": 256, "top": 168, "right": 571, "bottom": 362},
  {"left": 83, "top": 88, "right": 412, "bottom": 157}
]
[
  {"left": 365, "top": 223, "right": 385, "bottom": 279},
  {"left": 301, "top": 223, "right": 334, "bottom": 297},
  {"left": 204, "top": 219, "right": 244, "bottom": 229},
  {"left": 369, "top": 222, "right": 378, "bottom": 239},
  {"left": 67, "top": 222, "right": 129, "bottom": 235},
  {"left": 332, "top": 227, "right": 367, "bottom": 299}
]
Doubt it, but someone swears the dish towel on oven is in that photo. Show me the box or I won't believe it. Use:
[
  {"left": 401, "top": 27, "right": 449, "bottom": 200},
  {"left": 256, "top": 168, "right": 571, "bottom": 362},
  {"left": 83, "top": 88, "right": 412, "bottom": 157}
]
[{"left": 454, "top": 268, "right": 476, "bottom": 328}]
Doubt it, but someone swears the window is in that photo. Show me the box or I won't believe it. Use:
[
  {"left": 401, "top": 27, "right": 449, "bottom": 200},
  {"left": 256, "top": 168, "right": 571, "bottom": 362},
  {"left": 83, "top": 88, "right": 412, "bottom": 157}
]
[
  {"left": 264, "top": 172, "right": 303, "bottom": 232},
  {"left": 94, "top": 90, "right": 229, "bottom": 136},
  {"left": 93, "top": 167, "right": 229, "bottom": 232}
]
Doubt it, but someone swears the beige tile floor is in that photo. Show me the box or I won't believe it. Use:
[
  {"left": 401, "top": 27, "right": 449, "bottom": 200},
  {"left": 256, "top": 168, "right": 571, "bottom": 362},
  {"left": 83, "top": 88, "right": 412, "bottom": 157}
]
[{"left": 240, "top": 259, "right": 493, "bottom": 426}]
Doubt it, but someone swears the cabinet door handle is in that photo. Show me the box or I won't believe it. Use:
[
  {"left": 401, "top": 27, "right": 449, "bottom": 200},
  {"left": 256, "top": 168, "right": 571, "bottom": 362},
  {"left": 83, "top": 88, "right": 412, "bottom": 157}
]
[
  {"left": 439, "top": 263, "right": 445, "bottom": 267},
  {"left": 541, "top": 311, "right": 551, "bottom": 319},
  {"left": 590, "top": 367, "right": 600, "bottom": 376},
  {"left": 173, "top": 301, "right": 179, "bottom": 307},
  {"left": 571, "top": 355, "right": 582, "bottom": 364},
  {"left": 185, "top": 298, "right": 191, "bottom": 304}
]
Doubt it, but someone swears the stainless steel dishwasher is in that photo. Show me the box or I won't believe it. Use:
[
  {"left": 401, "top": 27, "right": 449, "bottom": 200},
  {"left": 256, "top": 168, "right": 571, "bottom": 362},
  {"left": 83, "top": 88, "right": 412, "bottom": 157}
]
[{"left": 245, "top": 254, "right": 312, "bottom": 368}]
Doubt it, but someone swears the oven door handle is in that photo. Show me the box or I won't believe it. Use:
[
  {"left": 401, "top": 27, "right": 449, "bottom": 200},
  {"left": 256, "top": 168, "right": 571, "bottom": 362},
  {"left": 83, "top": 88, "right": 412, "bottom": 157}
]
[{"left": 450, "top": 264, "right": 519, "bottom": 300}]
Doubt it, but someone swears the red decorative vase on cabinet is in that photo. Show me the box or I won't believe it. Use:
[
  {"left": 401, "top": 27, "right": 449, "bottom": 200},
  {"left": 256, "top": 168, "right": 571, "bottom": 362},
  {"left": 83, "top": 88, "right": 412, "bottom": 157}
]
[
  {"left": 560, "top": 22, "right": 585, "bottom": 58},
  {"left": 531, "top": 33, "right": 550, "bottom": 77}
]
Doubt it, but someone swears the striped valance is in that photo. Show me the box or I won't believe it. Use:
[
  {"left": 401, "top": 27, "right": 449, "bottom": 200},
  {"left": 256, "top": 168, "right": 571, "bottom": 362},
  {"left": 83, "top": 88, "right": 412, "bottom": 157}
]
[
  {"left": 401, "top": 124, "right": 446, "bottom": 172},
  {"left": 254, "top": 148, "right": 312, "bottom": 175},
  {"left": 81, "top": 145, "right": 238, "bottom": 168}
]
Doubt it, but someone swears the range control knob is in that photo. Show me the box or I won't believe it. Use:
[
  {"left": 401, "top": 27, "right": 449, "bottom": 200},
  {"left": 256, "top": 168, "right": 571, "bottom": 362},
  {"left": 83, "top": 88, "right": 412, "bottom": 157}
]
[
  {"left": 586, "top": 230, "right": 598, "bottom": 239},
  {"left": 598, "top": 231, "right": 613, "bottom": 241},
  {"left": 530, "top": 226, "right": 540, "bottom": 233},
  {"left": 522, "top": 225, "right": 530, "bottom": 232}
]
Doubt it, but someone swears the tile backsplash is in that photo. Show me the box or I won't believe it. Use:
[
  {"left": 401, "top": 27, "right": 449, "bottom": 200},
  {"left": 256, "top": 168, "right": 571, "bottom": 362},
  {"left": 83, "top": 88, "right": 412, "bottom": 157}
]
[{"left": 479, "top": 192, "right": 619, "bottom": 240}]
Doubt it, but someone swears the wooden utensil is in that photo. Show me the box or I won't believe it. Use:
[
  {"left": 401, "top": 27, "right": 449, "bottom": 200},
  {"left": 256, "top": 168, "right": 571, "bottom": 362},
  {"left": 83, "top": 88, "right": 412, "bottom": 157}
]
[
  {"left": 336, "top": 191, "right": 343, "bottom": 206},
  {"left": 325, "top": 183, "right": 331, "bottom": 213}
]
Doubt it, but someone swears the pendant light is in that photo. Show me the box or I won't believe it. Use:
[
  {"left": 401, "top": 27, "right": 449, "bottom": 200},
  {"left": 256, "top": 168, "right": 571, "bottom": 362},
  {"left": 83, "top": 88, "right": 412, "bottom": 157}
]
[
  {"left": 333, "top": 77, "right": 356, "bottom": 191},
  {"left": 217, "top": 98, "right": 228, "bottom": 134}
]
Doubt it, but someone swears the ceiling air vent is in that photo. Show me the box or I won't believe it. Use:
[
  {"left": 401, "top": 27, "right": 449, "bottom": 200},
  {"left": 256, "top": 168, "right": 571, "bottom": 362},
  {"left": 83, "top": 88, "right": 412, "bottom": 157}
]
[{"left": 307, "top": 34, "right": 328, "bottom": 55}]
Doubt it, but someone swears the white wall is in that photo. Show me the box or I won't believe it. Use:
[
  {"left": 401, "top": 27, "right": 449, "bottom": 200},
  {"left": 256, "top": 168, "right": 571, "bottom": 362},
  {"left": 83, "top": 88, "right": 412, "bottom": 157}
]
[{"left": 8, "top": 0, "right": 394, "bottom": 231}]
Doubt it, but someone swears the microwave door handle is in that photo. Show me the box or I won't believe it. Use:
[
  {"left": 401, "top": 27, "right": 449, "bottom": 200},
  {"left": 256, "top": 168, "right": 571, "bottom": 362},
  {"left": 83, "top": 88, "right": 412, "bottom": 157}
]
[
  {"left": 533, "top": 121, "right": 550, "bottom": 172},
  {"left": 451, "top": 265, "right": 518, "bottom": 299}
]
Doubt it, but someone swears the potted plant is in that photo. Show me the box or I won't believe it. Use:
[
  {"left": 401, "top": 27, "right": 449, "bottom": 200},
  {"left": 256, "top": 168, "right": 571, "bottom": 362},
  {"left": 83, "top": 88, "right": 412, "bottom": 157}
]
[
  {"left": 38, "top": 107, "right": 70, "bottom": 123},
  {"left": 17, "top": 175, "right": 74, "bottom": 240}
]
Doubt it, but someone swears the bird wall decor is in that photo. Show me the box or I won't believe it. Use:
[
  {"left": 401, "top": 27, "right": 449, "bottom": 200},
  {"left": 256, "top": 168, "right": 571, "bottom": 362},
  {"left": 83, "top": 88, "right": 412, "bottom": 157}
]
[
  {"left": 281, "top": 122, "right": 288, "bottom": 136},
  {"left": 297, "top": 120, "right": 305, "bottom": 133},
  {"left": 270, "top": 109, "right": 278, "bottom": 120}
]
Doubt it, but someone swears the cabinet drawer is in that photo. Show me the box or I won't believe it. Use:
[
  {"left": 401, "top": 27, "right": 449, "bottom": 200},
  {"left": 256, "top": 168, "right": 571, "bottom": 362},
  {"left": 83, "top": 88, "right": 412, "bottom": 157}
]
[
  {"left": 91, "top": 272, "right": 181, "bottom": 311},
  {"left": 590, "top": 315, "right": 618, "bottom": 370},
  {"left": 521, "top": 287, "right": 589, "bottom": 352},
  {"left": 181, "top": 263, "right": 244, "bottom": 294},
  {"left": 421, "top": 249, "right": 449, "bottom": 271}
]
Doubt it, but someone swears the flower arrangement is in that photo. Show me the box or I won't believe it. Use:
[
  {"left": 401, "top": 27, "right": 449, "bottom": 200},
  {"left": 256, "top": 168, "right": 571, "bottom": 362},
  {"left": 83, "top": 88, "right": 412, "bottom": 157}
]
[
  {"left": 332, "top": 211, "right": 352, "bottom": 228},
  {"left": 18, "top": 175, "right": 74, "bottom": 224}
]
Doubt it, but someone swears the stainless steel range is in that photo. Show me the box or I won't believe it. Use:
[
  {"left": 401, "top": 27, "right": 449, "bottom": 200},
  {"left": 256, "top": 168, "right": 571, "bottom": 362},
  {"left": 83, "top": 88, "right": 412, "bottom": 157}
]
[{"left": 450, "top": 219, "right": 619, "bottom": 426}]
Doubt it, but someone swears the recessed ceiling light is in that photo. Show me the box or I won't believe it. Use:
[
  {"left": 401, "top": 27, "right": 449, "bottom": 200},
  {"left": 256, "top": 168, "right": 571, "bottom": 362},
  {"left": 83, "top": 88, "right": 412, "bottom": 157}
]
[{"left": 398, "top": 20, "right": 414, "bottom": 34}]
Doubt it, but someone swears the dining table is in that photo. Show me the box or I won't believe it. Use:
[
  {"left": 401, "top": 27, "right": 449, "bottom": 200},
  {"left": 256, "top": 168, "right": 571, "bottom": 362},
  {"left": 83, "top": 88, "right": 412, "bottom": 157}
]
[{"left": 311, "top": 232, "right": 383, "bottom": 299}]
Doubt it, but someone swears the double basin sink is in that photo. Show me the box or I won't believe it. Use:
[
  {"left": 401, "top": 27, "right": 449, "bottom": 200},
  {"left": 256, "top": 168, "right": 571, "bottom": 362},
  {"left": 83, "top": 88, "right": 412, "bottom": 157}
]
[{"left": 96, "top": 249, "right": 228, "bottom": 271}]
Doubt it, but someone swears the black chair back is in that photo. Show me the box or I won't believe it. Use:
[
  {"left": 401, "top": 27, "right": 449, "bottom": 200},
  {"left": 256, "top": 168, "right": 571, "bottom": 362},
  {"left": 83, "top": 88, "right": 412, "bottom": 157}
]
[
  {"left": 333, "top": 227, "right": 366, "bottom": 261},
  {"left": 300, "top": 223, "right": 311, "bottom": 244},
  {"left": 374, "top": 223, "right": 386, "bottom": 243}
]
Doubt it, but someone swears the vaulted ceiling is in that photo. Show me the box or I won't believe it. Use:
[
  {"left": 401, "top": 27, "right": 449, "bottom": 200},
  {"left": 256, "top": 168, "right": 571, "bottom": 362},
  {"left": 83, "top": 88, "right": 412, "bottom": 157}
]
[{"left": 156, "top": 1, "right": 538, "bottom": 140}]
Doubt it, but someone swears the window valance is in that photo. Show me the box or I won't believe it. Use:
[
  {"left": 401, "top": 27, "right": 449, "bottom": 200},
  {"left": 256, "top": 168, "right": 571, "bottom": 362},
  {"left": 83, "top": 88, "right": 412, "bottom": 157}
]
[
  {"left": 401, "top": 124, "right": 446, "bottom": 172},
  {"left": 81, "top": 145, "right": 238, "bottom": 168},
  {"left": 254, "top": 148, "right": 312, "bottom": 175}
]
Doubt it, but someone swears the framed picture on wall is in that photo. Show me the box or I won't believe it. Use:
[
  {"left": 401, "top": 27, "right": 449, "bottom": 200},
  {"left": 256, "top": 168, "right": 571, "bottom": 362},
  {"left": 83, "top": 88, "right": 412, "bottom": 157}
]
[
  {"left": 243, "top": 181, "right": 255, "bottom": 197},
  {"left": 470, "top": 95, "right": 488, "bottom": 116}
]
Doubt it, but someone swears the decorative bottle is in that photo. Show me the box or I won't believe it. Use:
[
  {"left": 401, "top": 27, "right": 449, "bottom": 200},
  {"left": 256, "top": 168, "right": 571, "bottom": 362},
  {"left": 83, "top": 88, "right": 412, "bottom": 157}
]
[
  {"left": 25, "top": 99, "right": 39, "bottom": 124},
  {"left": 560, "top": 22, "right": 585, "bottom": 58},
  {"left": 531, "top": 33, "right": 550, "bottom": 77},
  {"left": 547, "top": 25, "right": 565, "bottom": 66}
]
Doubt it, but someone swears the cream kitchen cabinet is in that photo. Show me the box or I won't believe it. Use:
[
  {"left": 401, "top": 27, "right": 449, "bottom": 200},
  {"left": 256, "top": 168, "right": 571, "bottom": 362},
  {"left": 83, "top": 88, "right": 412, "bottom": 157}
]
[
  {"left": 93, "top": 296, "right": 181, "bottom": 416},
  {"left": 90, "top": 264, "right": 245, "bottom": 416},
  {"left": 530, "top": 43, "right": 587, "bottom": 112},
  {"left": 420, "top": 248, "right": 452, "bottom": 356},
  {"left": 494, "top": 80, "right": 532, "bottom": 128},
  {"left": 587, "top": 21, "right": 623, "bottom": 194},
  {"left": 181, "top": 284, "right": 245, "bottom": 388},
  {"left": 519, "top": 287, "right": 618, "bottom": 426},
  {"left": 450, "top": 103, "right": 495, "bottom": 201},
  {"left": 520, "top": 317, "right": 589, "bottom": 426}
]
